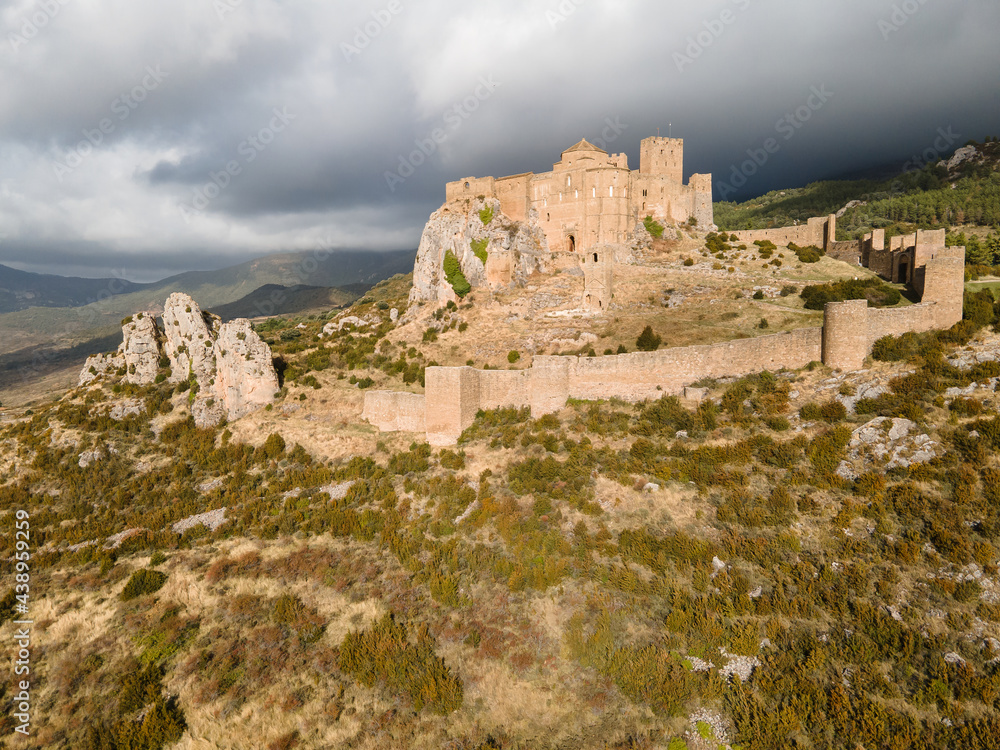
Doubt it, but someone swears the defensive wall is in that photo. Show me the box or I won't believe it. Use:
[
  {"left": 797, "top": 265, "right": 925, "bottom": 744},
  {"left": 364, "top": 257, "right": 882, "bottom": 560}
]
[
  {"left": 731, "top": 215, "right": 837, "bottom": 253},
  {"left": 365, "top": 219, "right": 966, "bottom": 445}
]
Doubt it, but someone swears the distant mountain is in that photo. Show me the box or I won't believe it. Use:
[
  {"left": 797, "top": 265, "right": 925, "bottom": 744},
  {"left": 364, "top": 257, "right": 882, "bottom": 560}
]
[
  {"left": 0, "top": 265, "right": 149, "bottom": 313},
  {"left": 208, "top": 284, "right": 358, "bottom": 322},
  {"left": 0, "top": 248, "right": 416, "bottom": 356}
]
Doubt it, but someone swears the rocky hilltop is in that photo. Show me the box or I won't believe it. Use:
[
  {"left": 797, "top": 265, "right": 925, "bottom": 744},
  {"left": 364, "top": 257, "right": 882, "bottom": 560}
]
[
  {"left": 409, "top": 197, "right": 552, "bottom": 304},
  {"left": 78, "top": 292, "right": 279, "bottom": 425}
]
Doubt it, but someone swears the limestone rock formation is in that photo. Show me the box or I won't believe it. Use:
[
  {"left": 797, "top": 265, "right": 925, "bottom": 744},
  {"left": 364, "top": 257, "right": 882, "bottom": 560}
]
[
  {"left": 79, "top": 352, "right": 124, "bottom": 387},
  {"left": 409, "top": 197, "right": 550, "bottom": 304},
  {"left": 120, "top": 313, "right": 163, "bottom": 385},
  {"left": 78, "top": 294, "right": 280, "bottom": 425},
  {"left": 162, "top": 293, "right": 219, "bottom": 386},
  {"left": 213, "top": 319, "right": 280, "bottom": 420}
]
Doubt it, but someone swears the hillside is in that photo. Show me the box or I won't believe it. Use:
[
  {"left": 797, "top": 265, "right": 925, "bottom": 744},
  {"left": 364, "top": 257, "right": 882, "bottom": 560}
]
[
  {"left": 716, "top": 138, "right": 1000, "bottom": 240},
  {"left": 0, "top": 265, "right": 149, "bottom": 314},
  {"left": 0, "top": 250, "right": 415, "bottom": 409},
  {"left": 3, "top": 224, "right": 1000, "bottom": 749}
]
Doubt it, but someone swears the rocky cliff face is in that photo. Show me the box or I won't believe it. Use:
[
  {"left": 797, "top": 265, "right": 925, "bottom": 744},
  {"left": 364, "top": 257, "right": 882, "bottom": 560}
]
[
  {"left": 121, "top": 313, "right": 163, "bottom": 385},
  {"left": 213, "top": 319, "right": 280, "bottom": 420},
  {"left": 162, "top": 293, "right": 219, "bottom": 386},
  {"left": 409, "top": 198, "right": 550, "bottom": 304},
  {"left": 78, "top": 293, "right": 279, "bottom": 425}
]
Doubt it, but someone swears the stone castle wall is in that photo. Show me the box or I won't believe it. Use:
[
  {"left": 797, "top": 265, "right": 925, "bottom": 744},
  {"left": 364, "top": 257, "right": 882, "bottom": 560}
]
[
  {"left": 376, "top": 200, "right": 969, "bottom": 444},
  {"left": 731, "top": 215, "right": 836, "bottom": 252},
  {"left": 362, "top": 391, "right": 426, "bottom": 433}
]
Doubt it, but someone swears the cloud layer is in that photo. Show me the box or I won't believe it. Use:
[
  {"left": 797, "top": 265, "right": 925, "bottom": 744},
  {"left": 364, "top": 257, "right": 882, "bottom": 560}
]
[{"left": 0, "top": 0, "right": 997, "bottom": 280}]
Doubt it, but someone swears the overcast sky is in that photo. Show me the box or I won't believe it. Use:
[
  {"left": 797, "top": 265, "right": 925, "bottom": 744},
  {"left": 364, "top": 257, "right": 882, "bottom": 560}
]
[{"left": 0, "top": 0, "right": 997, "bottom": 281}]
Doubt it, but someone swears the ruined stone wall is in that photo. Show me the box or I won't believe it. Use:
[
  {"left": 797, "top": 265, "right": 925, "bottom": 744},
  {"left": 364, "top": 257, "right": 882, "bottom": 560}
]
[
  {"left": 827, "top": 240, "right": 861, "bottom": 265},
  {"left": 478, "top": 370, "right": 532, "bottom": 410},
  {"left": 446, "top": 176, "right": 496, "bottom": 204},
  {"left": 362, "top": 391, "right": 427, "bottom": 433},
  {"left": 494, "top": 174, "right": 531, "bottom": 222},
  {"left": 730, "top": 216, "right": 830, "bottom": 250},
  {"left": 425, "top": 367, "right": 482, "bottom": 446}
]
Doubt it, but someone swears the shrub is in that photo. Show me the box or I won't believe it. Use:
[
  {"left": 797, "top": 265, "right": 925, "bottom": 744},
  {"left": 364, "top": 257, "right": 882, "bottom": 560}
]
[
  {"left": 443, "top": 250, "right": 471, "bottom": 298},
  {"left": 471, "top": 238, "right": 489, "bottom": 264},
  {"left": 644, "top": 215, "right": 665, "bottom": 238},
  {"left": 339, "top": 612, "right": 463, "bottom": 714},
  {"left": 682, "top": 258, "right": 694, "bottom": 267},
  {"left": 120, "top": 569, "right": 168, "bottom": 601},
  {"left": 261, "top": 433, "right": 286, "bottom": 460},
  {"left": 636, "top": 326, "right": 662, "bottom": 352},
  {"left": 753, "top": 290, "right": 765, "bottom": 300},
  {"left": 801, "top": 279, "right": 901, "bottom": 310},
  {"left": 507, "top": 350, "right": 521, "bottom": 364},
  {"left": 758, "top": 318, "right": 769, "bottom": 329},
  {"left": 479, "top": 205, "right": 494, "bottom": 225}
]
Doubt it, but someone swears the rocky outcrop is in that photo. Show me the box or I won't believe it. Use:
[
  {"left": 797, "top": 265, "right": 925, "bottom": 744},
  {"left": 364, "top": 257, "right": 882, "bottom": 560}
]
[
  {"left": 213, "top": 319, "right": 280, "bottom": 420},
  {"left": 78, "top": 352, "right": 124, "bottom": 387},
  {"left": 162, "top": 293, "right": 219, "bottom": 386},
  {"left": 78, "top": 293, "right": 280, "bottom": 426},
  {"left": 835, "top": 417, "right": 939, "bottom": 481},
  {"left": 409, "top": 197, "right": 550, "bottom": 304},
  {"left": 121, "top": 313, "right": 163, "bottom": 385}
]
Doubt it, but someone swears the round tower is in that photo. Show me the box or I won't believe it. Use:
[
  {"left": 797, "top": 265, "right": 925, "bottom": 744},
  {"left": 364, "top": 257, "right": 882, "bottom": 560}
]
[{"left": 822, "top": 299, "right": 870, "bottom": 371}]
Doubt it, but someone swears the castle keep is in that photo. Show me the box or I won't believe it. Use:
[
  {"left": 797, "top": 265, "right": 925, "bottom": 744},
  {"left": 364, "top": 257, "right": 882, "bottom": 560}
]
[{"left": 446, "top": 137, "right": 714, "bottom": 255}]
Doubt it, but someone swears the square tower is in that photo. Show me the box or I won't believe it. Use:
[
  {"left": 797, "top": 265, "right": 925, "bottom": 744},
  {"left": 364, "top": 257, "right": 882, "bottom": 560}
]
[
  {"left": 639, "top": 137, "right": 684, "bottom": 184},
  {"left": 581, "top": 250, "right": 613, "bottom": 311}
]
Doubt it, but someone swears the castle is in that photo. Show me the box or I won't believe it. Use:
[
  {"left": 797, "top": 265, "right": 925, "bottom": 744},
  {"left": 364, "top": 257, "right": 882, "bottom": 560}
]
[
  {"left": 445, "top": 137, "right": 715, "bottom": 256},
  {"left": 373, "top": 138, "right": 967, "bottom": 445}
]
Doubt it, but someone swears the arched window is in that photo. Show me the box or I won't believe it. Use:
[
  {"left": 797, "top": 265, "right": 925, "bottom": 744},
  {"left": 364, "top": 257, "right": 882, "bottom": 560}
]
[
  {"left": 568, "top": 235, "right": 576, "bottom": 252},
  {"left": 593, "top": 253, "right": 598, "bottom": 262}
]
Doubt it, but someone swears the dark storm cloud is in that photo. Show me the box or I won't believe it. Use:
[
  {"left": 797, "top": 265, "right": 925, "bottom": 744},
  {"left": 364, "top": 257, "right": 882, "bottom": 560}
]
[{"left": 0, "top": 0, "right": 997, "bottom": 280}]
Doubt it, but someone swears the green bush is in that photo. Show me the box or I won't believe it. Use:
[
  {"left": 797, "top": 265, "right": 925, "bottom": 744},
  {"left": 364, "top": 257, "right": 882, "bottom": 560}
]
[
  {"left": 443, "top": 250, "right": 471, "bottom": 298},
  {"left": 339, "top": 612, "right": 463, "bottom": 714},
  {"left": 479, "top": 205, "right": 494, "bottom": 225},
  {"left": 636, "top": 326, "right": 662, "bottom": 351},
  {"left": 800, "top": 279, "right": 901, "bottom": 310},
  {"left": 507, "top": 350, "right": 520, "bottom": 364},
  {"left": 471, "top": 238, "right": 489, "bottom": 264},
  {"left": 644, "top": 215, "right": 665, "bottom": 238},
  {"left": 120, "top": 569, "right": 168, "bottom": 601}
]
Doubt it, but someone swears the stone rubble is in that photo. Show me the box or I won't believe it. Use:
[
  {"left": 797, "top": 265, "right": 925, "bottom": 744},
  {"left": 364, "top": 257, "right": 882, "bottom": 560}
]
[
  {"left": 172, "top": 508, "right": 228, "bottom": 534},
  {"left": 836, "top": 417, "right": 939, "bottom": 481}
]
